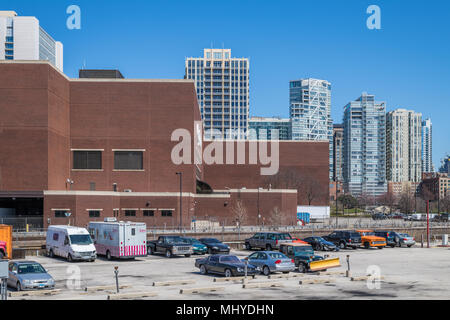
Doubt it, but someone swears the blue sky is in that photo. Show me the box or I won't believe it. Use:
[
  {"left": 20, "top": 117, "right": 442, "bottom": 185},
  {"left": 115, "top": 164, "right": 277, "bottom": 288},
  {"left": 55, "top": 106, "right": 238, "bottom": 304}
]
[{"left": 6, "top": 0, "right": 450, "bottom": 169}]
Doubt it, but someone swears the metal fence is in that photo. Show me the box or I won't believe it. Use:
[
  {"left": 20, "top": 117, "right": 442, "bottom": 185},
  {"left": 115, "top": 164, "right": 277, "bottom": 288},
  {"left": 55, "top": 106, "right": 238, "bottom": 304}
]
[{"left": 0, "top": 217, "right": 44, "bottom": 232}]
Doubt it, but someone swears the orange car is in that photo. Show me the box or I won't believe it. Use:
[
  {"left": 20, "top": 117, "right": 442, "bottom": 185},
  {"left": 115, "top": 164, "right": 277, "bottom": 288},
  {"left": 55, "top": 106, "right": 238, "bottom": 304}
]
[
  {"left": 292, "top": 237, "right": 308, "bottom": 244},
  {"left": 356, "top": 230, "right": 386, "bottom": 249}
]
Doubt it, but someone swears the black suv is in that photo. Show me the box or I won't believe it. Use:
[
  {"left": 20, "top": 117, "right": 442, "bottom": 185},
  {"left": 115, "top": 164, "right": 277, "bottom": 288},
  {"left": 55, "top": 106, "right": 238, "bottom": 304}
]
[
  {"left": 374, "top": 231, "right": 402, "bottom": 247},
  {"left": 323, "top": 231, "right": 362, "bottom": 249}
]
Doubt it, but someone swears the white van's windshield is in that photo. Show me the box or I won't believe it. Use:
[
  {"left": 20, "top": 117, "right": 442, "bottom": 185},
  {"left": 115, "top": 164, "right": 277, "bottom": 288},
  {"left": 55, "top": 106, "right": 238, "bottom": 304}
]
[{"left": 70, "top": 234, "right": 93, "bottom": 245}]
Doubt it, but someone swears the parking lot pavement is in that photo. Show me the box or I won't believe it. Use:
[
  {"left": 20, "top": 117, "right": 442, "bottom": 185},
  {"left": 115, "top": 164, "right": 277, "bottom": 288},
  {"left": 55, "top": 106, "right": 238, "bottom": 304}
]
[{"left": 7, "top": 245, "right": 450, "bottom": 300}]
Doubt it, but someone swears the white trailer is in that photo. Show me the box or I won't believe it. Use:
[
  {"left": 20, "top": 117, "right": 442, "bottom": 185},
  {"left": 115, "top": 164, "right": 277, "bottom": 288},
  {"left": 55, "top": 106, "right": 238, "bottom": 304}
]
[
  {"left": 297, "top": 206, "right": 330, "bottom": 222},
  {"left": 88, "top": 218, "right": 147, "bottom": 260}
]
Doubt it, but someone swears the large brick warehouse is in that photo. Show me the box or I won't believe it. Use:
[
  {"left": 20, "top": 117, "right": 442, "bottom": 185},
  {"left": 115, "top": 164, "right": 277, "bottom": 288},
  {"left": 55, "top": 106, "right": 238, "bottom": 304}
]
[{"left": 0, "top": 61, "right": 329, "bottom": 229}]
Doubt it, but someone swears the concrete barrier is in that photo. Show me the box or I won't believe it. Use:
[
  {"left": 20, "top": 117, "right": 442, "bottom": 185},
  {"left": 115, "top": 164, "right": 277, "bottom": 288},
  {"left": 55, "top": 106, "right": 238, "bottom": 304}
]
[
  {"left": 83, "top": 284, "right": 131, "bottom": 292},
  {"left": 107, "top": 291, "right": 158, "bottom": 300},
  {"left": 268, "top": 273, "right": 304, "bottom": 279},
  {"left": 351, "top": 275, "right": 385, "bottom": 281},
  {"left": 153, "top": 279, "right": 196, "bottom": 287},
  {"left": 242, "top": 282, "right": 283, "bottom": 289},
  {"left": 299, "top": 278, "right": 335, "bottom": 285},
  {"left": 213, "top": 276, "right": 257, "bottom": 282},
  {"left": 9, "top": 289, "right": 61, "bottom": 297},
  {"left": 314, "top": 271, "right": 346, "bottom": 276},
  {"left": 179, "top": 286, "right": 225, "bottom": 294}
]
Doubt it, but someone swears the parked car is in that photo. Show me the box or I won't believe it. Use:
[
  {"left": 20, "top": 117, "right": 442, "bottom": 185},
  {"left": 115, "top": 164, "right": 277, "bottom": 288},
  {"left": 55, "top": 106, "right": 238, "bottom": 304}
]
[
  {"left": 147, "top": 236, "right": 193, "bottom": 258},
  {"left": 302, "top": 236, "right": 339, "bottom": 251},
  {"left": 355, "top": 230, "right": 386, "bottom": 249},
  {"left": 322, "top": 230, "right": 362, "bottom": 249},
  {"left": 279, "top": 243, "right": 340, "bottom": 273},
  {"left": 181, "top": 237, "right": 207, "bottom": 255},
  {"left": 245, "top": 251, "right": 296, "bottom": 275},
  {"left": 46, "top": 225, "right": 96, "bottom": 262},
  {"left": 195, "top": 254, "right": 259, "bottom": 277},
  {"left": 372, "top": 213, "right": 388, "bottom": 220},
  {"left": 432, "top": 213, "right": 449, "bottom": 222},
  {"left": 7, "top": 261, "right": 55, "bottom": 291},
  {"left": 0, "top": 241, "right": 6, "bottom": 260},
  {"left": 374, "top": 230, "right": 403, "bottom": 247},
  {"left": 89, "top": 219, "right": 147, "bottom": 260},
  {"left": 398, "top": 233, "right": 416, "bottom": 247},
  {"left": 199, "top": 238, "right": 230, "bottom": 254},
  {"left": 244, "top": 232, "right": 294, "bottom": 251}
]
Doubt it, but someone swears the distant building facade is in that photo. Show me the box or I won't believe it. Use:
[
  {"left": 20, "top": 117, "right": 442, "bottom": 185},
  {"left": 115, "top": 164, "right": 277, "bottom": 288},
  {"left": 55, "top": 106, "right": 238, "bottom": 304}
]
[
  {"left": 185, "top": 49, "right": 249, "bottom": 139},
  {"left": 439, "top": 155, "right": 450, "bottom": 175},
  {"left": 421, "top": 118, "right": 433, "bottom": 173},
  {"left": 289, "top": 78, "right": 333, "bottom": 178},
  {"left": 420, "top": 172, "right": 449, "bottom": 201},
  {"left": 343, "top": 93, "right": 387, "bottom": 197},
  {"left": 386, "top": 109, "right": 422, "bottom": 183},
  {"left": 248, "top": 117, "right": 291, "bottom": 140},
  {"left": 333, "top": 124, "right": 344, "bottom": 182},
  {"left": 0, "top": 11, "right": 63, "bottom": 71}
]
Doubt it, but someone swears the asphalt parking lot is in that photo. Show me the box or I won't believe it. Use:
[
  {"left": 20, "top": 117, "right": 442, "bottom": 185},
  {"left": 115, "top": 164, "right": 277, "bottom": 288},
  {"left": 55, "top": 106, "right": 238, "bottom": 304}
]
[{"left": 7, "top": 245, "right": 450, "bottom": 300}]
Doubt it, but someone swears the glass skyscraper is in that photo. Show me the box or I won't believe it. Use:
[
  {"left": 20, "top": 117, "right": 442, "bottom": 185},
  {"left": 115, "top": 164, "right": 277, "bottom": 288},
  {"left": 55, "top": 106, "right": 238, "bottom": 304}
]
[
  {"left": 289, "top": 78, "right": 333, "bottom": 178},
  {"left": 422, "top": 118, "right": 433, "bottom": 173},
  {"left": 248, "top": 117, "right": 291, "bottom": 140},
  {"left": 343, "top": 93, "right": 387, "bottom": 197},
  {"left": 185, "top": 49, "right": 249, "bottom": 139}
]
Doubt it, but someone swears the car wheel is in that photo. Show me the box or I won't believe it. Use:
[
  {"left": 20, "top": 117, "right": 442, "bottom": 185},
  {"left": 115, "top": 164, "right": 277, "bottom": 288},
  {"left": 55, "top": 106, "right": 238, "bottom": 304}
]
[
  {"left": 165, "top": 250, "right": 172, "bottom": 258},
  {"left": 266, "top": 244, "right": 272, "bottom": 251},
  {"left": 319, "top": 243, "right": 324, "bottom": 251},
  {"left": 390, "top": 244, "right": 396, "bottom": 248},
  {"left": 377, "top": 246, "right": 383, "bottom": 249},
  {"left": 16, "top": 281, "right": 22, "bottom": 291},
  {"left": 147, "top": 246, "right": 153, "bottom": 255},
  {"left": 245, "top": 243, "right": 252, "bottom": 250},
  {"left": 200, "top": 265, "right": 207, "bottom": 275},
  {"left": 297, "top": 263, "right": 306, "bottom": 273},
  {"left": 185, "top": 254, "right": 191, "bottom": 257},
  {"left": 106, "top": 250, "right": 112, "bottom": 260},
  {"left": 67, "top": 254, "right": 73, "bottom": 262},
  {"left": 263, "top": 266, "right": 271, "bottom": 276},
  {"left": 208, "top": 248, "right": 213, "bottom": 254},
  {"left": 224, "top": 269, "right": 232, "bottom": 278},
  {"left": 364, "top": 242, "right": 370, "bottom": 249},
  {"left": 339, "top": 242, "right": 346, "bottom": 249},
  {"left": 407, "top": 245, "right": 412, "bottom": 248}
]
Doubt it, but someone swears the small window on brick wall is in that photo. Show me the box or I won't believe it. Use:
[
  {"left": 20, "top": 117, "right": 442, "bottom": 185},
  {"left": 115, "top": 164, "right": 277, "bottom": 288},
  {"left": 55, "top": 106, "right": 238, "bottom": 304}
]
[
  {"left": 161, "top": 210, "right": 173, "bottom": 217},
  {"left": 89, "top": 210, "right": 101, "bottom": 218},
  {"left": 143, "top": 210, "right": 155, "bottom": 217},
  {"left": 125, "top": 210, "right": 136, "bottom": 216},
  {"left": 54, "top": 210, "right": 69, "bottom": 218}
]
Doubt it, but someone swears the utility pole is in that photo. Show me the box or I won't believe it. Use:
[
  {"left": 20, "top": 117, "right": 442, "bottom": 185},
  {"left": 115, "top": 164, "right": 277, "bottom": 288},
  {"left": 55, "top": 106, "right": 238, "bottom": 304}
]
[
  {"left": 176, "top": 172, "right": 183, "bottom": 233},
  {"left": 427, "top": 200, "right": 430, "bottom": 248},
  {"left": 335, "top": 182, "right": 339, "bottom": 227}
]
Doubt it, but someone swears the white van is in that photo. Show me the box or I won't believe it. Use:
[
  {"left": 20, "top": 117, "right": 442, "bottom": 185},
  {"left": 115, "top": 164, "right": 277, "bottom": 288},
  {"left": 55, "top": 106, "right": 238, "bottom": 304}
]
[{"left": 46, "top": 225, "right": 96, "bottom": 262}]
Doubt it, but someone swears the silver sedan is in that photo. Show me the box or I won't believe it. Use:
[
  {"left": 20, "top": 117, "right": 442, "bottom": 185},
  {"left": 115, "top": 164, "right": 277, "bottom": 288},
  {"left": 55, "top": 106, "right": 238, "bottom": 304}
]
[
  {"left": 246, "top": 251, "right": 296, "bottom": 276},
  {"left": 7, "top": 261, "right": 55, "bottom": 291},
  {"left": 398, "top": 233, "right": 416, "bottom": 247}
]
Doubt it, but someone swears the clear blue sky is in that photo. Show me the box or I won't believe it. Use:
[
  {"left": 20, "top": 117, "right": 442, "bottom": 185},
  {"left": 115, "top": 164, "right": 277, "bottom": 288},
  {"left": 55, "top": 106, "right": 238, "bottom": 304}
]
[{"left": 6, "top": 0, "right": 450, "bottom": 170}]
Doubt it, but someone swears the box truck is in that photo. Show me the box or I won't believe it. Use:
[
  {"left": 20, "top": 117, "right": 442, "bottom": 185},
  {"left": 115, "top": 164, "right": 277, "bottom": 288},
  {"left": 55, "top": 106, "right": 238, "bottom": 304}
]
[
  {"left": 0, "top": 224, "right": 13, "bottom": 259},
  {"left": 46, "top": 226, "right": 97, "bottom": 262},
  {"left": 88, "top": 218, "right": 147, "bottom": 260},
  {"left": 297, "top": 206, "right": 330, "bottom": 222}
]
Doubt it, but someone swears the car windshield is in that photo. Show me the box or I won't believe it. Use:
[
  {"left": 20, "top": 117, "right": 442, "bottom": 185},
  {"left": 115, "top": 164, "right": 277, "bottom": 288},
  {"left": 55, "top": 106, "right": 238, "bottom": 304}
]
[
  {"left": 295, "top": 246, "right": 313, "bottom": 252},
  {"left": 276, "top": 233, "right": 292, "bottom": 240},
  {"left": 165, "top": 236, "right": 183, "bottom": 244},
  {"left": 361, "top": 232, "right": 375, "bottom": 236},
  {"left": 219, "top": 256, "right": 240, "bottom": 263},
  {"left": 202, "top": 238, "right": 219, "bottom": 243},
  {"left": 268, "top": 252, "right": 287, "bottom": 259},
  {"left": 69, "top": 234, "right": 93, "bottom": 245},
  {"left": 18, "top": 263, "right": 46, "bottom": 274}
]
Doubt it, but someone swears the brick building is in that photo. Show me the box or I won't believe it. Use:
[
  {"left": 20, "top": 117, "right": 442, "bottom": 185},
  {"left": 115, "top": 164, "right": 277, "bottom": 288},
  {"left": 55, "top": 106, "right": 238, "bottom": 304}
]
[{"left": 0, "top": 61, "right": 329, "bottom": 229}]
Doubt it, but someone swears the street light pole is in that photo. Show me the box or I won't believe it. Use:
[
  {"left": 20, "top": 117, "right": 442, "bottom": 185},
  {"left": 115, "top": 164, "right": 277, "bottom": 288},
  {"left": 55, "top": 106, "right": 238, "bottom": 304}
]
[
  {"left": 257, "top": 187, "right": 260, "bottom": 227},
  {"left": 176, "top": 172, "right": 182, "bottom": 233}
]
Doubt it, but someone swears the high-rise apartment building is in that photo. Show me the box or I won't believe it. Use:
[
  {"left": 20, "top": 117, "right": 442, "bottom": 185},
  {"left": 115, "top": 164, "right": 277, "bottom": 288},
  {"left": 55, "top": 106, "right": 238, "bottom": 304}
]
[
  {"left": 185, "top": 49, "right": 249, "bottom": 139},
  {"left": 289, "top": 78, "right": 333, "bottom": 178},
  {"left": 422, "top": 118, "right": 433, "bottom": 173},
  {"left": 0, "top": 11, "right": 63, "bottom": 71},
  {"left": 386, "top": 109, "right": 422, "bottom": 183},
  {"left": 248, "top": 117, "right": 291, "bottom": 140},
  {"left": 343, "top": 93, "right": 387, "bottom": 197},
  {"left": 333, "top": 124, "right": 344, "bottom": 182}
]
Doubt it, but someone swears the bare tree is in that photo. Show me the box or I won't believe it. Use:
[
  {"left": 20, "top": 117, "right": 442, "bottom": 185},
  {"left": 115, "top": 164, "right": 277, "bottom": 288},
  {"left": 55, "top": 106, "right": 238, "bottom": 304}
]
[
  {"left": 441, "top": 195, "right": 450, "bottom": 214},
  {"left": 398, "top": 191, "right": 414, "bottom": 214},
  {"left": 232, "top": 199, "right": 248, "bottom": 228},
  {"left": 269, "top": 206, "right": 283, "bottom": 229},
  {"left": 377, "top": 191, "right": 397, "bottom": 214}
]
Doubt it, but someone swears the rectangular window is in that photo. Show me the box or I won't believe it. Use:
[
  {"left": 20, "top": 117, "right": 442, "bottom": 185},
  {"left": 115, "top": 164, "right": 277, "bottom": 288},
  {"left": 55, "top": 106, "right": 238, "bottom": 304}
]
[
  {"left": 125, "top": 210, "right": 136, "bottom": 217},
  {"left": 73, "top": 151, "right": 102, "bottom": 170},
  {"left": 143, "top": 210, "right": 155, "bottom": 217},
  {"left": 89, "top": 210, "right": 101, "bottom": 218},
  {"left": 114, "top": 151, "right": 143, "bottom": 170},
  {"left": 54, "top": 210, "right": 68, "bottom": 218},
  {"left": 161, "top": 210, "right": 173, "bottom": 217}
]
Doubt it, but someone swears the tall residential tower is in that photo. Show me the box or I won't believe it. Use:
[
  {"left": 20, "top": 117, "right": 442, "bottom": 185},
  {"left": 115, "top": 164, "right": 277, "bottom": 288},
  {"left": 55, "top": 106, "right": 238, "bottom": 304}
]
[
  {"left": 185, "top": 49, "right": 249, "bottom": 139},
  {"left": 0, "top": 11, "right": 63, "bottom": 71},
  {"left": 289, "top": 78, "right": 333, "bottom": 178},
  {"left": 422, "top": 118, "right": 433, "bottom": 173},
  {"left": 343, "top": 93, "right": 387, "bottom": 197}
]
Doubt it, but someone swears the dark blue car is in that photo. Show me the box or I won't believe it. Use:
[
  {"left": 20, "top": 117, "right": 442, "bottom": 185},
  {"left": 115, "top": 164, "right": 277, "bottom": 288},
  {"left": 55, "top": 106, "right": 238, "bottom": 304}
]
[
  {"left": 302, "top": 236, "right": 339, "bottom": 251},
  {"left": 199, "top": 238, "right": 230, "bottom": 254}
]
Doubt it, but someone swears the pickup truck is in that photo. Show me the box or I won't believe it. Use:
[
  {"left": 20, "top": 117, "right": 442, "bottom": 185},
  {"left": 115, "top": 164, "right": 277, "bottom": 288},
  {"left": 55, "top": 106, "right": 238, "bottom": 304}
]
[
  {"left": 279, "top": 243, "right": 340, "bottom": 273},
  {"left": 147, "top": 236, "right": 193, "bottom": 258},
  {"left": 0, "top": 241, "right": 7, "bottom": 259}
]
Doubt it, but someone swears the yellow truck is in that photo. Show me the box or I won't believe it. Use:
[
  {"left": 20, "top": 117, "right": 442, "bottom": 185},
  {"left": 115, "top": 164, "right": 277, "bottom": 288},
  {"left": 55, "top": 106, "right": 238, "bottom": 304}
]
[
  {"left": 0, "top": 224, "right": 13, "bottom": 259},
  {"left": 356, "top": 229, "right": 386, "bottom": 249}
]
